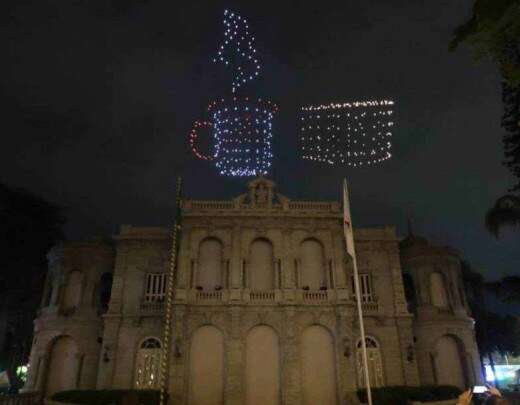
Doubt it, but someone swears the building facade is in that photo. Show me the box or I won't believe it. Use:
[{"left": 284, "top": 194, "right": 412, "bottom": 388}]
[{"left": 25, "top": 178, "right": 482, "bottom": 404}]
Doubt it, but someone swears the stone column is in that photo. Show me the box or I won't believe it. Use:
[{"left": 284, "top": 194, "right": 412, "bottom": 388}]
[
  {"left": 169, "top": 306, "right": 186, "bottom": 404},
  {"left": 230, "top": 226, "right": 242, "bottom": 289},
  {"left": 332, "top": 229, "right": 347, "bottom": 287},
  {"left": 26, "top": 353, "right": 43, "bottom": 391},
  {"left": 225, "top": 307, "right": 244, "bottom": 405},
  {"left": 336, "top": 306, "right": 357, "bottom": 397},
  {"left": 282, "top": 307, "right": 301, "bottom": 404},
  {"left": 387, "top": 244, "right": 410, "bottom": 316},
  {"left": 75, "top": 353, "right": 85, "bottom": 388},
  {"left": 39, "top": 275, "right": 52, "bottom": 308},
  {"left": 96, "top": 318, "right": 121, "bottom": 389},
  {"left": 176, "top": 227, "right": 191, "bottom": 288},
  {"left": 281, "top": 229, "right": 294, "bottom": 289},
  {"left": 35, "top": 354, "right": 49, "bottom": 394},
  {"left": 395, "top": 317, "right": 420, "bottom": 386},
  {"left": 50, "top": 280, "right": 61, "bottom": 307}
]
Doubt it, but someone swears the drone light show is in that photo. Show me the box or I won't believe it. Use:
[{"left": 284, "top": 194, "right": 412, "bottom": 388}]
[
  {"left": 189, "top": 121, "right": 215, "bottom": 161},
  {"left": 190, "top": 10, "right": 277, "bottom": 177},
  {"left": 300, "top": 100, "right": 395, "bottom": 167},
  {"left": 206, "top": 97, "right": 278, "bottom": 177},
  {"left": 213, "top": 9, "right": 261, "bottom": 94}
]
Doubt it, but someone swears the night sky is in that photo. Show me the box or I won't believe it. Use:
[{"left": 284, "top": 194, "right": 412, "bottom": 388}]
[{"left": 2, "top": 0, "right": 519, "bottom": 282}]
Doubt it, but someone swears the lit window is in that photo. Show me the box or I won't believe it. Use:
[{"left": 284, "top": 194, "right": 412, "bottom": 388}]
[
  {"left": 357, "top": 337, "right": 384, "bottom": 388},
  {"left": 144, "top": 273, "right": 168, "bottom": 303},
  {"left": 134, "top": 338, "right": 162, "bottom": 389},
  {"left": 351, "top": 274, "right": 374, "bottom": 302}
]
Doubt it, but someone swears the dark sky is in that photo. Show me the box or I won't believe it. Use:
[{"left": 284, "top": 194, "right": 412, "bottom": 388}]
[{"left": 2, "top": 0, "right": 519, "bottom": 282}]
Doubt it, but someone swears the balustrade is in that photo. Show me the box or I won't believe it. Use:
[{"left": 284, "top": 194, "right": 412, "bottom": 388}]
[
  {"left": 196, "top": 291, "right": 223, "bottom": 301},
  {"left": 140, "top": 301, "right": 165, "bottom": 313},
  {"left": 302, "top": 290, "right": 329, "bottom": 302},
  {"left": 249, "top": 290, "right": 275, "bottom": 301},
  {"left": 0, "top": 392, "right": 42, "bottom": 405}
]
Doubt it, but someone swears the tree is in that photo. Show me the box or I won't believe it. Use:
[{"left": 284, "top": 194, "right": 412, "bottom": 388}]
[
  {"left": 0, "top": 183, "right": 64, "bottom": 392},
  {"left": 485, "top": 195, "right": 520, "bottom": 236},
  {"left": 487, "top": 275, "right": 520, "bottom": 302},
  {"left": 450, "top": 0, "right": 520, "bottom": 87},
  {"left": 462, "top": 262, "right": 520, "bottom": 386},
  {"left": 451, "top": 0, "right": 520, "bottom": 236}
]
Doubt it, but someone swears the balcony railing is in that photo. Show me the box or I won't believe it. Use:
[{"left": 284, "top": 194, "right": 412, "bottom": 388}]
[
  {"left": 135, "top": 289, "right": 384, "bottom": 310},
  {"left": 303, "top": 290, "right": 329, "bottom": 302},
  {"left": 140, "top": 301, "right": 165, "bottom": 313},
  {"left": 362, "top": 301, "right": 379, "bottom": 313},
  {"left": 196, "top": 291, "right": 223, "bottom": 301},
  {"left": 288, "top": 201, "right": 339, "bottom": 211},
  {"left": 0, "top": 392, "right": 42, "bottom": 405},
  {"left": 249, "top": 290, "right": 275, "bottom": 301}
]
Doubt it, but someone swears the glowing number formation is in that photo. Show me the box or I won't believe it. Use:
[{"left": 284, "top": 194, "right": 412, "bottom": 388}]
[
  {"left": 207, "top": 97, "right": 278, "bottom": 177},
  {"left": 300, "top": 100, "right": 395, "bottom": 167},
  {"left": 213, "top": 9, "right": 260, "bottom": 93}
]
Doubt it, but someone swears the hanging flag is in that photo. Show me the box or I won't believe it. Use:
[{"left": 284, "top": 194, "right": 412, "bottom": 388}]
[
  {"left": 343, "top": 179, "right": 356, "bottom": 259},
  {"left": 343, "top": 179, "right": 373, "bottom": 405}
]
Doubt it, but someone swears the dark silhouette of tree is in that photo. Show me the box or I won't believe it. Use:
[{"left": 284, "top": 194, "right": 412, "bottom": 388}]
[
  {"left": 462, "top": 262, "right": 520, "bottom": 387},
  {"left": 487, "top": 275, "right": 520, "bottom": 303},
  {"left": 0, "top": 183, "right": 64, "bottom": 392},
  {"left": 451, "top": 0, "right": 520, "bottom": 236},
  {"left": 486, "top": 195, "right": 520, "bottom": 236}
]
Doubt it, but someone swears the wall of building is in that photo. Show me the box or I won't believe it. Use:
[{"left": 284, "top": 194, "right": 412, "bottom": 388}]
[{"left": 27, "top": 179, "right": 482, "bottom": 404}]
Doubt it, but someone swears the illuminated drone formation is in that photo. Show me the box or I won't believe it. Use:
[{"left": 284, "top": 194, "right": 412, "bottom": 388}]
[
  {"left": 189, "top": 121, "right": 215, "bottom": 161},
  {"left": 213, "top": 9, "right": 261, "bottom": 93},
  {"left": 208, "top": 97, "right": 277, "bottom": 177},
  {"left": 300, "top": 100, "right": 395, "bottom": 167},
  {"left": 190, "top": 10, "right": 277, "bottom": 177}
]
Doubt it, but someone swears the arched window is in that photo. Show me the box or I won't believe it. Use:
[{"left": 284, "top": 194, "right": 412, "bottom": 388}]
[
  {"left": 402, "top": 273, "right": 417, "bottom": 312},
  {"left": 357, "top": 337, "right": 385, "bottom": 388},
  {"left": 430, "top": 272, "right": 449, "bottom": 308},
  {"left": 249, "top": 239, "right": 274, "bottom": 290},
  {"left": 62, "top": 271, "right": 82, "bottom": 309},
  {"left": 99, "top": 272, "right": 113, "bottom": 313},
  {"left": 198, "top": 238, "right": 223, "bottom": 290},
  {"left": 45, "top": 336, "right": 79, "bottom": 396},
  {"left": 189, "top": 326, "right": 224, "bottom": 405},
  {"left": 42, "top": 274, "right": 53, "bottom": 307},
  {"left": 134, "top": 338, "right": 162, "bottom": 389},
  {"left": 300, "top": 325, "right": 338, "bottom": 404},
  {"left": 300, "top": 239, "right": 326, "bottom": 290},
  {"left": 246, "top": 326, "right": 280, "bottom": 405},
  {"left": 434, "top": 335, "right": 466, "bottom": 389}
]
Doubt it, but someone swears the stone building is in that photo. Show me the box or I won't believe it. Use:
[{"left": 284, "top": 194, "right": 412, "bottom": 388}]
[{"left": 25, "top": 178, "right": 482, "bottom": 404}]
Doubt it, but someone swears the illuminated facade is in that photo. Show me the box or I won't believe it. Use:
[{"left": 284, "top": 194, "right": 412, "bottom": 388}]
[{"left": 25, "top": 177, "right": 482, "bottom": 404}]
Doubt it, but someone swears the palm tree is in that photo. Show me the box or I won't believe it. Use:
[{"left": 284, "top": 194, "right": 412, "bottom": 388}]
[{"left": 485, "top": 194, "right": 520, "bottom": 237}]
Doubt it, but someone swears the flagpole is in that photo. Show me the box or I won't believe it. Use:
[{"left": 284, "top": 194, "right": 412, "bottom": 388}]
[
  {"left": 343, "top": 179, "right": 373, "bottom": 405},
  {"left": 159, "top": 176, "right": 183, "bottom": 405}
]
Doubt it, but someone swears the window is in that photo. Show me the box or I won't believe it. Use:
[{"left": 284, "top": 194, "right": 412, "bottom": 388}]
[
  {"left": 357, "top": 337, "right": 384, "bottom": 388},
  {"left": 134, "top": 338, "right": 162, "bottom": 389},
  {"left": 351, "top": 274, "right": 374, "bottom": 302},
  {"left": 197, "top": 238, "right": 223, "bottom": 290},
  {"left": 144, "top": 273, "right": 167, "bottom": 303},
  {"left": 62, "top": 271, "right": 83, "bottom": 309},
  {"left": 430, "top": 272, "right": 449, "bottom": 308},
  {"left": 300, "top": 239, "right": 326, "bottom": 290},
  {"left": 249, "top": 239, "right": 275, "bottom": 290}
]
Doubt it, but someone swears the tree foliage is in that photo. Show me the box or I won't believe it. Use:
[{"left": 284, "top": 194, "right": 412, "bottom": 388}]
[
  {"left": 0, "top": 183, "right": 64, "bottom": 391},
  {"left": 485, "top": 194, "right": 520, "bottom": 236},
  {"left": 487, "top": 275, "right": 520, "bottom": 303},
  {"left": 451, "top": 0, "right": 520, "bottom": 231},
  {"left": 461, "top": 262, "right": 520, "bottom": 381},
  {"left": 450, "top": 0, "right": 520, "bottom": 86}
]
